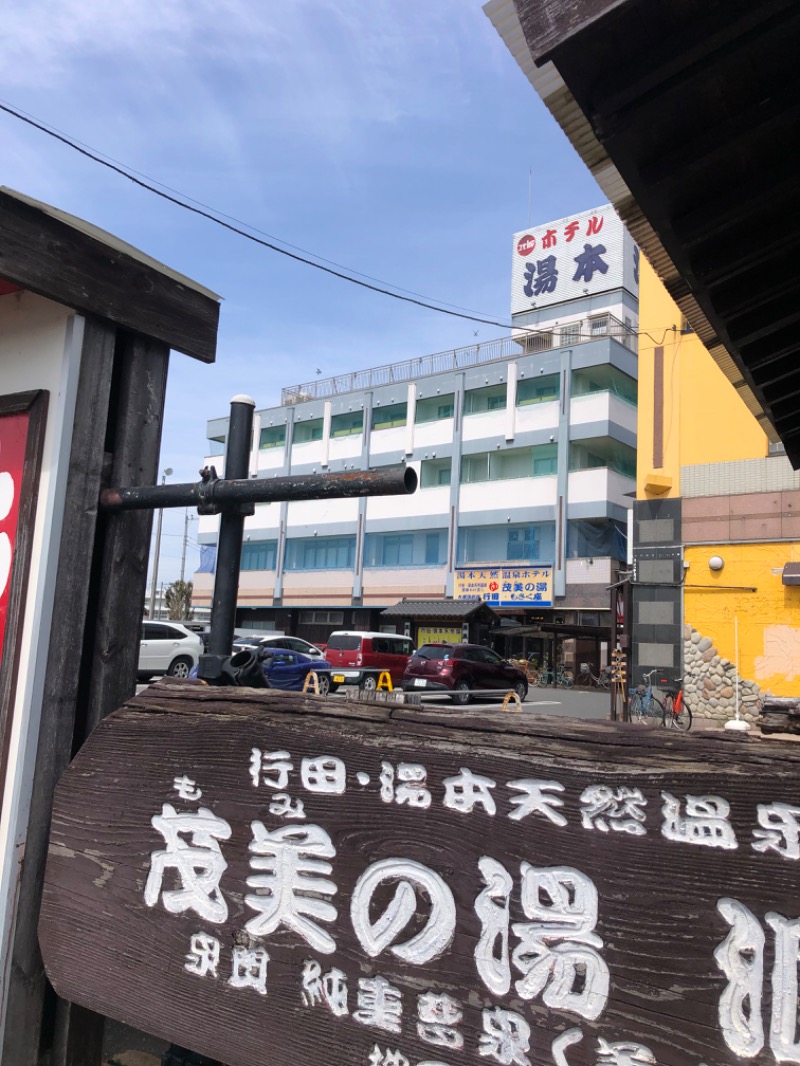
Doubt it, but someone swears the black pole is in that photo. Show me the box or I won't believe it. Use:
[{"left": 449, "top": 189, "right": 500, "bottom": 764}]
[
  {"left": 198, "top": 396, "right": 255, "bottom": 680},
  {"left": 99, "top": 465, "right": 418, "bottom": 512}
]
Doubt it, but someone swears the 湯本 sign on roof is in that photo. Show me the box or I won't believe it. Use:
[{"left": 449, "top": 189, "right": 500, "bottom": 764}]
[{"left": 40, "top": 682, "right": 800, "bottom": 1066}]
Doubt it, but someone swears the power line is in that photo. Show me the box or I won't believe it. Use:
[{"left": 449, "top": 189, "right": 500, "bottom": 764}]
[
  {"left": 0, "top": 99, "right": 680, "bottom": 346},
  {"left": 0, "top": 98, "right": 530, "bottom": 332}
]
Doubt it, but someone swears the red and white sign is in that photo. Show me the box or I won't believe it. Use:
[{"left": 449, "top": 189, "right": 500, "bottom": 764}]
[
  {"left": 516, "top": 234, "right": 536, "bottom": 257},
  {"left": 0, "top": 411, "right": 29, "bottom": 666}
]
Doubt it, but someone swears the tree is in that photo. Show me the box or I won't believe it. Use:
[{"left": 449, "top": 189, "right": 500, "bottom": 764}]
[{"left": 165, "top": 580, "right": 194, "bottom": 620}]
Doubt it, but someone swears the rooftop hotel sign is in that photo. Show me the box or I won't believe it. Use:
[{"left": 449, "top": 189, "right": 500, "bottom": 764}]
[{"left": 511, "top": 205, "right": 639, "bottom": 316}]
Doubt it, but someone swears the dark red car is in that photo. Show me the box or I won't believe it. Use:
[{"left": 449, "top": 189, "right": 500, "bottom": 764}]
[{"left": 401, "top": 643, "right": 528, "bottom": 705}]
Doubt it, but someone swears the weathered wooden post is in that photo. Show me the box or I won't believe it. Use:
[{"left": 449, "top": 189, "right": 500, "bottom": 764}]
[{"left": 0, "top": 187, "right": 220, "bottom": 1065}]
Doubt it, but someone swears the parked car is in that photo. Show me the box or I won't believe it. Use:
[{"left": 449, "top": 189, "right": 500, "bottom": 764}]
[
  {"left": 324, "top": 631, "right": 415, "bottom": 691},
  {"left": 139, "top": 620, "right": 203, "bottom": 680},
  {"left": 232, "top": 634, "right": 325, "bottom": 658},
  {"left": 259, "top": 649, "right": 331, "bottom": 694},
  {"left": 401, "top": 643, "right": 528, "bottom": 705},
  {"left": 190, "top": 649, "right": 332, "bottom": 694}
]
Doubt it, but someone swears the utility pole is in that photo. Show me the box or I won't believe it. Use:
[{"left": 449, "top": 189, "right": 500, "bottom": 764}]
[
  {"left": 179, "top": 509, "right": 194, "bottom": 584},
  {"left": 147, "top": 467, "right": 172, "bottom": 619}
]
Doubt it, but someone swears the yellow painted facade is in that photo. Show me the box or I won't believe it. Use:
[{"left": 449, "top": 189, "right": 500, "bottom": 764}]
[
  {"left": 684, "top": 543, "right": 800, "bottom": 695},
  {"left": 637, "top": 258, "right": 768, "bottom": 499}
]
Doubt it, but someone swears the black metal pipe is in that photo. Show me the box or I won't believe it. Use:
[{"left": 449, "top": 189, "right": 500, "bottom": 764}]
[
  {"left": 100, "top": 465, "right": 417, "bottom": 512},
  {"left": 207, "top": 397, "right": 254, "bottom": 660}
]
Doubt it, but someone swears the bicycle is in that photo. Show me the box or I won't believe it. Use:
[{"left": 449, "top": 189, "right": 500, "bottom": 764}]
[
  {"left": 538, "top": 665, "right": 574, "bottom": 688},
  {"left": 629, "top": 669, "right": 664, "bottom": 725},
  {"left": 576, "top": 662, "right": 610, "bottom": 689},
  {"left": 660, "top": 676, "right": 692, "bottom": 731}
]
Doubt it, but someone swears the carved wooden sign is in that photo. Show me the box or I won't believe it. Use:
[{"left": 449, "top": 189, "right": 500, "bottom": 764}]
[{"left": 40, "top": 682, "right": 800, "bottom": 1066}]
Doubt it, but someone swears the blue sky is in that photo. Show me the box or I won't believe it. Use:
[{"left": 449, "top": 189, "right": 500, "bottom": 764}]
[{"left": 1, "top": 0, "right": 601, "bottom": 584}]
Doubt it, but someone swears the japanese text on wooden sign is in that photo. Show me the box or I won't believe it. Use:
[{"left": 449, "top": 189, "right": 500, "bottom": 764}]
[{"left": 40, "top": 689, "right": 800, "bottom": 1066}]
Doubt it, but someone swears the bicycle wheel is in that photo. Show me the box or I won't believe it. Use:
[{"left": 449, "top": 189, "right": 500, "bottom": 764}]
[
  {"left": 664, "top": 693, "right": 692, "bottom": 731},
  {"left": 643, "top": 694, "right": 665, "bottom": 725},
  {"left": 629, "top": 692, "right": 644, "bottom": 723}
]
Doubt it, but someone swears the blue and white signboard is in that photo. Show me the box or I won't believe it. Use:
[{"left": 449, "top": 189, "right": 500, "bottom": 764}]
[{"left": 511, "top": 204, "right": 638, "bottom": 315}]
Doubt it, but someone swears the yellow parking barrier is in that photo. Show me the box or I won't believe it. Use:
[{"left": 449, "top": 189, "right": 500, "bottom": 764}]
[
  {"left": 302, "top": 671, "right": 320, "bottom": 695},
  {"left": 502, "top": 690, "right": 522, "bottom": 713},
  {"left": 376, "top": 671, "right": 393, "bottom": 692}
]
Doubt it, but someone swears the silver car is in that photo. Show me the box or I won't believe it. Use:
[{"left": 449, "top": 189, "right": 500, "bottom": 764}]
[{"left": 139, "top": 620, "right": 203, "bottom": 680}]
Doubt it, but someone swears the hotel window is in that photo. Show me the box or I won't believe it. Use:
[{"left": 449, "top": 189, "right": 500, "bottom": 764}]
[
  {"left": 293, "top": 418, "right": 324, "bottom": 444},
  {"left": 464, "top": 382, "right": 507, "bottom": 415},
  {"left": 330, "top": 411, "right": 363, "bottom": 437},
  {"left": 517, "top": 374, "right": 559, "bottom": 406},
  {"left": 372, "top": 402, "right": 407, "bottom": 430},
  {"left": 260, "top": 425, "right": 286, "bottom": 449},
  {"left": 415, "top": 394, "right": 455, "bottom": 424},
  {"left": 241, "top": 540, "right": 278, "bottom": 571},
  {"left": 420, "top": 457, "right": 452, "bottom": 488}
]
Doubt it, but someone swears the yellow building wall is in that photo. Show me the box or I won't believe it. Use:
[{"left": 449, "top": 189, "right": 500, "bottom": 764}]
[
  {"left": 685, "top": 543, "right": 800, "bottom": 695},
  {"left": 637, "top": 258, "right": 768, "bottom": 499}
]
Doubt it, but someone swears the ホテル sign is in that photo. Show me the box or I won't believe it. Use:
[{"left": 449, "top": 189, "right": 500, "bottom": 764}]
[
  {"left": 40, "top": 683, "right": 800, "bottom": 1066},
  {"left": 454, "top": 565, "right": 553, "bottom": 608}
]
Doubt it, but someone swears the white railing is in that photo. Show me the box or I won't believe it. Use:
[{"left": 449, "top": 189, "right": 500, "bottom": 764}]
[{"left": 281, "top": 315, "right": 636, "bottom": 405}]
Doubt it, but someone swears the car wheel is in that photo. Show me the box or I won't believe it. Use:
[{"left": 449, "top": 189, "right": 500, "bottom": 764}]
[
  {"left": 167, "top": 656, "right": 193, "bottom": 679},
  {"left": 513, "top": 681, "right": 528, "bottom": 702},
  {"left": 316, "top": 673, "right": 331, "bottom": 696},
  {"left": 360, "top": 675, "right": 378, "bottom": 692},
  {"left": 451, "top": 680, "right": 472, "bottom": 705}
]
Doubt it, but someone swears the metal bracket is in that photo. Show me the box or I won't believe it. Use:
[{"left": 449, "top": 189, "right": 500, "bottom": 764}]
[{"left": 196, "top": 465, "right": 255, "bottom": 517}]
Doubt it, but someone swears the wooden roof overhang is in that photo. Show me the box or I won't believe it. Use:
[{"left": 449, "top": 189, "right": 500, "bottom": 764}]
[
  {"left": 0, "top": 187, "right": 220, "bottom": 362},
  {"left": 488, "top": 0, "right": 800, "bottom": 464}
]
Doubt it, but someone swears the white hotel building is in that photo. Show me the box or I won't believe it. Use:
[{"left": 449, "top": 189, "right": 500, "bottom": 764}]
[{"left": 194, "top": 205, "right": 638, "bottom": 659}]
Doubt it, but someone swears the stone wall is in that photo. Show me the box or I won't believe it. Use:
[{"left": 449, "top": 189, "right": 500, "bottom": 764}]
[{"left": 683, "top": 624, "right": 764, "bottom": 723}]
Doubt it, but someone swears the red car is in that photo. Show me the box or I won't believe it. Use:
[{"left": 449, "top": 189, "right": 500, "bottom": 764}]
[{"left": 401, "top": 643, "right": 528, "bottom": 705}]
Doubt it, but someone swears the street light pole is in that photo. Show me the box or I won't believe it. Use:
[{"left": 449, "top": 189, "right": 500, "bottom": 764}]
[{"left": 148, "top": 467, "right": 173, "bottom": 619}]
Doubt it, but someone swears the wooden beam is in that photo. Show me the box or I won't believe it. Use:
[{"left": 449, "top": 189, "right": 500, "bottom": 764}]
[{"left": 0, "top": 190, "right": 219, "bottom": 363}]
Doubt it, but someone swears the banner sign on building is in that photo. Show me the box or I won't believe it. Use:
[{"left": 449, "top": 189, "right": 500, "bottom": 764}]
[
  {"left": 40, "top": 687, "right": 800, "bottom": 1066},
  {"left": 416, "top": 626, "right": 463, "bottom": 646},
  {"left": 511, "top": 204, "right": 639, "bottom": 316},
  {"left": 454, "top": 565, "right": 553, "bottom": 608}
]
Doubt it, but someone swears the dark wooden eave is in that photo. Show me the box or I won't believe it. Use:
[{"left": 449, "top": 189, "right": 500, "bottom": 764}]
[
  {"left": 488, "top": 0, "right": 800, "bottom": 464},
  {"left": 0, "top": 187, "right": 220, "bottom": 362}
]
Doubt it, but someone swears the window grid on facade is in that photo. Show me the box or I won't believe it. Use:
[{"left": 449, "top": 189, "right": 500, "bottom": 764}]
[
  {"left": 363, "top": 530, "right": 447, "bottom": 568},
  {"left": 517, "top": 374, "right": 560, "bottom": 406},
  {"left": 284, "top": 536, "right": 355, "bottom": 570},
  {"left": 572, "top": 365, "right": 637, "bottom": 406},
  {"left": 420, "top": 457, "right": 452, "bottom": 488},
  {"left": 299, "top": 609, "right": 345, "bottom": 624},
  {"left": 330, "top": 411, "right": 364, "bottom": 437},
  {"left": 415, "top": 394, "right": 455, "bottom": 424},
  {"left": 293, "top": 418, "right": 324, "bottom": 444},
  {"left": 463, "top": 382, "right": 507, "bottom": 415},
  {"left": 241, "top": 540, "right": 278, "bottom": 571},
  {"left": 372, "top": 402, "right": 407, "bottom": 430},
  {"left": 569, "top": 437, "right": 636, "bottom": 479},
  {"left": 458, "top": 522, "right": 555, "bottom": 565},
  {"left": 461, "top": 444, "right": 557, "bottom": 483},
  {"left": 260, "top": 425, "right": 286, "bottom": 449}
]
